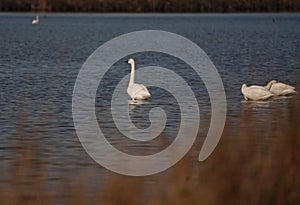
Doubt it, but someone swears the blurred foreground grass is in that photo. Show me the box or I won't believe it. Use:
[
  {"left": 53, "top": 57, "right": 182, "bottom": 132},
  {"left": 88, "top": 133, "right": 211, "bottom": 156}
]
[{"left": 0, "top": 97, "right": 299, "bottom": 205}]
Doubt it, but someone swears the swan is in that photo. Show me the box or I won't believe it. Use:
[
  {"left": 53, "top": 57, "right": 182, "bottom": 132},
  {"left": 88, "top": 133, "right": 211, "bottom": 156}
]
[
  {"left": 241, "top": 84, "right": 274, "bottom": 101},
  {"left": 126, "top": 58, "right": 151, "bottom": 100},
  {"left": 265, "top": 80, "right": 297, "bottom": 96},
  {"left": 32, "top": 16, "right": 39, "bottom": 24}
]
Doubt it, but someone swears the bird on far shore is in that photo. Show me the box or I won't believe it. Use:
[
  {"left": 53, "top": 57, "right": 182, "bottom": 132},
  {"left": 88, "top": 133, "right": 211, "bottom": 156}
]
[{"left": 32, "top": 16, "right": 39, "bottom": 24}]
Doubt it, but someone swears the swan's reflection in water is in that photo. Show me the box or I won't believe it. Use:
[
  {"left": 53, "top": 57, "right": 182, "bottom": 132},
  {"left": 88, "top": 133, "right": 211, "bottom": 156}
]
[
  {"left": 128, "top": 99, "right": 150, "bottom": 108},
  {"left": 236, "top": 96, "right": 297, "bottom": 154},
  {"left": 97, "top": 88, "right": 182, "bottom": 156}
]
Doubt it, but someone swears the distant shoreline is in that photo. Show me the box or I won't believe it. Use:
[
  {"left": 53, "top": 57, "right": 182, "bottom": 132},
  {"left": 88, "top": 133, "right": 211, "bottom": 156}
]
[
  {"left": 1, "top": 0, "right": 299, "bottom": 13},
  {"left": 0, "top": 11, "right": 300, "bottom": 15}
]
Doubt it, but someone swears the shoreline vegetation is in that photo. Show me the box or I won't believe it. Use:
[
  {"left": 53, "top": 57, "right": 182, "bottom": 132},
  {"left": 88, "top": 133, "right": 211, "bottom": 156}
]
[
  {"left": 0, "top": 96, "right": 299, "bottom": 204},
  {"left": 1, "top": 0, "right": 300, "bottom": 13}
]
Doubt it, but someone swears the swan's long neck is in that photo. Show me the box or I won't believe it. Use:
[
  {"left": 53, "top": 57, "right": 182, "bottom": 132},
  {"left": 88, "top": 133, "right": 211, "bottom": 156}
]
[
  {"left": 129, "top": 62, "right": 135, "bottom": 86},
  {"left": 265, "top": 81, "right": 274, "bottom": 90},
  {"left": 241, "top": 84, "right": 247, "bottom": 93}
]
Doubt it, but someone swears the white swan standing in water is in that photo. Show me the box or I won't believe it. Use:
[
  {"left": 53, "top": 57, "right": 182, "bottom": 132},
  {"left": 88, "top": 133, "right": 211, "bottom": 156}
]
[
  {"left": 32, "top": 16, "right": 39, "bottom": 24},
  {"left": 126, "top": 58, "right": 151, "bottom": 100},
  {"left": 265, "top": 80, "right": 297, "bottom": 96},
  {"left": 241, "top": 84, "right": 274, "bottom": 101}
]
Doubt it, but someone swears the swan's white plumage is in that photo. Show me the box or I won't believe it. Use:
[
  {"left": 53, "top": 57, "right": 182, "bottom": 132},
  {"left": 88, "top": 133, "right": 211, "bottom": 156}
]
[
  {"left": 32, "top": 16, "right": 39, "bottom": 24},
  {"left": 241, "top": 84, "right": 274, "bottom": 101},
  {"left": 265, "top": 80, "right": 296, "bottom": 96},
  {"left": 126, "top": 58, "right": 151, "bottom": 100}
]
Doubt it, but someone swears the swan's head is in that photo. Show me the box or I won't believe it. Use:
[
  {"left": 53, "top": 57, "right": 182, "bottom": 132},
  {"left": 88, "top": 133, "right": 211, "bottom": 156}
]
[
  {"left": 127, "top": 58, "right": 135, "bottom": 64},
  {"left": 241, "top": 84, "right": 247, "bottom": 90}
]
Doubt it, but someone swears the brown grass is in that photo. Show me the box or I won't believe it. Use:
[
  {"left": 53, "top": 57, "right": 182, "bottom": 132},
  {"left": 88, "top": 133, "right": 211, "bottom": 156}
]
[{"left": 0, "top": 98, "right": 299, "bottom": 205}]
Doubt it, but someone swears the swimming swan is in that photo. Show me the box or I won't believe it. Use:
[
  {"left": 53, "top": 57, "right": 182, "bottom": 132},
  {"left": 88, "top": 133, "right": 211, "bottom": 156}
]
[
  {"left": 241, "top": 84, "right": 274, "bottom": 101},
  {"left": 265, "top": 80, "right": 297, "bottom": 96},
  {"left": 126, "top": 58, "right": 151, "bottom": 100},
  {"left": 32, "top": 16, "right": 39, "bottom": 24}
]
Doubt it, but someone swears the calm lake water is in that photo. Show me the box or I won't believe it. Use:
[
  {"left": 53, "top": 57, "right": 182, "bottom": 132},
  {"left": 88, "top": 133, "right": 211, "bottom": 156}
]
[{"left": 0, "top": 13, "right": 299, "bottom": 180}]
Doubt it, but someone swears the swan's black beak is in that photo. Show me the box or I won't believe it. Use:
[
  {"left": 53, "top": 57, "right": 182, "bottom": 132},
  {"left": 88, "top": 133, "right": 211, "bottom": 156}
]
[{"left": 124, "top": 60, "right": 128, "bottom": 63}]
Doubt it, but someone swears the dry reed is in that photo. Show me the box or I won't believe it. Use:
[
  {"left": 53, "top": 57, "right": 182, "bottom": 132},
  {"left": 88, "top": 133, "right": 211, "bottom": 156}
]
[{"left": 0, "top": 97, "right": 299, "bottom": 205}]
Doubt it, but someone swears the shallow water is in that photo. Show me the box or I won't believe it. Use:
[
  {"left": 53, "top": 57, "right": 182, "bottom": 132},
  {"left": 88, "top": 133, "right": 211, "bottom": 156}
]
[{"left": 0, "top": 13, "right": 299, "bottom": 179}]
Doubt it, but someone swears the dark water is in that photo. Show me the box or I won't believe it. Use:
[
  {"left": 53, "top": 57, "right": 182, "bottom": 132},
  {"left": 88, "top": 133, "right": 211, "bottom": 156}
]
[{"left": 0, "top": 14, "right": 299, "bottom": 179}]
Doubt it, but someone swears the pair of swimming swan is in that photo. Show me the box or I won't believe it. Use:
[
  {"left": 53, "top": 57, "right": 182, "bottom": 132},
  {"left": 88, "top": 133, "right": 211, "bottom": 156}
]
[{"left": 241, "top": 80, "right": 297, "bottom": 101}]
